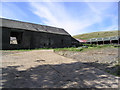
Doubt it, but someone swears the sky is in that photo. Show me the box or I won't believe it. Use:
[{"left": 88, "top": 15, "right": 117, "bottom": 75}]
[{"left": 0, "top": 0, "right": 118, "bottom": 36}]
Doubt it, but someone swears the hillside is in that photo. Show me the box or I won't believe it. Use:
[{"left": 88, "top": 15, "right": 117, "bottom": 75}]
[{"left": 73, "top": 30, "right": 119, "bottom": 40}]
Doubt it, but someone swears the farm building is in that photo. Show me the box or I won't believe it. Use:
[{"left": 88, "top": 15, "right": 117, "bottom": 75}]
[
  {"left": 0, "top": 18, "right": 79, "bottom": 50},
  {"left": 86, "top": 36, "right": 120, "bottom": 45}
]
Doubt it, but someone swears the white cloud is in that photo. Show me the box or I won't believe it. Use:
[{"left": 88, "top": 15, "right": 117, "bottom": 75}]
[
  {"left": 85, "top": 2, "right": 118, "bottom": 27},
  {"left": 29, "top": 2, "right": 112, "bottom": 35},
  {"left": 1, "top": 2, "right": 117, "bottom": 35}
]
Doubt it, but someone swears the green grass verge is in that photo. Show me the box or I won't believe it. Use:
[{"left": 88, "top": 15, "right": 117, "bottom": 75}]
[
  {"left": 1, "top": 44, "right": 119, "bottom": 52},
  {"left": 54, "top": 44, "right": 117, "bottom": 52},
  {"left": 2, "top": 48, "right": 53, "bottom": 51},
  {"left": 54, "top": 47, "right": 83, "bottom": 52}
]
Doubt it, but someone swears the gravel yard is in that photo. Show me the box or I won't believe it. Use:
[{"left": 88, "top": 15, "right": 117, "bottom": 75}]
[
  {"left": 55, "top": 48, "right": 118, "bottom": 64},
  {"left": 1, "top": 49, "right": 120, "bottom": 88},
  {"left": 55, "top": 47, "right": 120, "bottom": 76}
]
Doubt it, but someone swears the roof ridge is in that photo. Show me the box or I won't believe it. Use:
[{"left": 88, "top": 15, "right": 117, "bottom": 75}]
[{"left": 0, "top": 18, "right": 70, "bottom": 35}]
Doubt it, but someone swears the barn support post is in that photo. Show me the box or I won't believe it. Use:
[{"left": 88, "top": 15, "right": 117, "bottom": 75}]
[
  {"left": 118, "top": 39, "right": 119, "bottom": 45},
  {"left": 97, "top": 41, "right": 98, "bottom": 46},
  {"left": 110, "top": 40, "right": 112, "bottom": 44},
  {"left": 90, "top": 39, "right": 92, "bottom": 44},
  {"left": 118, "top": 39, "right": 120, "bottom": 44}
]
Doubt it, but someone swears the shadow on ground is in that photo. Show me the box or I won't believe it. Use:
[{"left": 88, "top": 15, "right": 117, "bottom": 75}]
[
  {"left": 1, "top": 62, "right": 119, "bottom": 88},
  {"left": 82, "top": 62, "right": 120, "bottom": 77}
]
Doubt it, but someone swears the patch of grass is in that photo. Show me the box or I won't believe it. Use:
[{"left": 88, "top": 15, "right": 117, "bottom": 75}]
[
  {"left": 83, "top": 44, "right": 113, "bottom": 47},
  {"left": 54, "top": 47, "right": 83, "bottom": 52},
  {"left": 2, "top": 48, "right": 53, "bottom": 51},
  {"left": 2, "top": 44, "right": 118, "bottom": 52},
  {"left": 2, "top": 49, "right": 32, "bottom": 51},
  {"left": 83, "top": 44, "right": 117, "bottom": 49},
  {"left": 54, "top": 44, "right": 117, "bottom": 52},
  {"left": 54, "top": 46, "right": 98, "bottom": 52}
]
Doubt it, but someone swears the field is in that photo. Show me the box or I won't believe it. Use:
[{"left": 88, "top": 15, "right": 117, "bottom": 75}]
[{"left": 73, "top": 30, "right": 119, "bottom": 40}]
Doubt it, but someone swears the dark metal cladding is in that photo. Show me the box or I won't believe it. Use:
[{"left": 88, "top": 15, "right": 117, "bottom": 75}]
[{"left": 0, "top": 18, "right": 80, "bottom": 50}]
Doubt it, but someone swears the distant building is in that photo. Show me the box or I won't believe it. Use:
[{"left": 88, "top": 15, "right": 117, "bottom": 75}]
[
  {"left": 0, "top": 18, "right": 79, "bottom": 50},
  {"left": 75, "top": 39, "right": 87, "bottom": 43},
  {"left": 86, "top": 36, "right": 120, "bottom": 45}
]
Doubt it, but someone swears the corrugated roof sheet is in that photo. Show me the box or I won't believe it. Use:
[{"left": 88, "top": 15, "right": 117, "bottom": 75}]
[
  {"left": 86, "top": 40, "right": 91, "bottom": 42},
  {"left": 91, "top": 38, "right": 97, "bottom": 42},
  {"left": 110, "top": 36, "right": 119, "bottom": 40},
  {"left": 0, "top": 18, "right": 70, "bottom": 35},
  {"left": 75, "top": 39, "right": 87, "bottom": 42},
  {"left": 103, "top": 37, "right": 110, "bottom": 41},
  {"left": 97, "top": 38, "right": 103, "bottom": 41}
]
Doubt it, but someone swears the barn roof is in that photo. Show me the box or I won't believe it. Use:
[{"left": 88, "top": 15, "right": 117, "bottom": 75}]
[
  {"left": 0, "top": 18, "right": 70, "bottom": 35},
  {"left": 75, "top": 39, "right": 87, "bottom": 42}
]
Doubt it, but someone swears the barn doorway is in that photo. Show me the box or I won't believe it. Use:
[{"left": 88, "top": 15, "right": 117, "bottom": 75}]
[{"left": 10, "top": 31, "right": 23, "bottom": 45}]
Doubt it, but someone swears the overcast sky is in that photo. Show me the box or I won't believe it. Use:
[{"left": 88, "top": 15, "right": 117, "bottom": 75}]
[{"left": 0, "top": 0, "right": 118, "bottom": 35}]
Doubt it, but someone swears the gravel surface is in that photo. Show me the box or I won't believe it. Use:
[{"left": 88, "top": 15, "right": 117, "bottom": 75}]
[
  {"left": 55, "top": 48, "right": 119, "bottom": 64},
  {"left": 1, "top": 49, "right": 120, "bottom": 88},
  {"left": 55, "top": 47, "right": 120, "bottom": 76}
]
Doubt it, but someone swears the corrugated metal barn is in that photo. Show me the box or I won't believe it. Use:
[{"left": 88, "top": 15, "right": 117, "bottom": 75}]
[{"left": 0, "top": 18, "right": 79, "bottom": 50}]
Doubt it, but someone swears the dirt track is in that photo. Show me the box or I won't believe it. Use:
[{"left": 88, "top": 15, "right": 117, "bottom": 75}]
[{"left": 1, "top": 50, "right": 120, "bottom": 88}]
